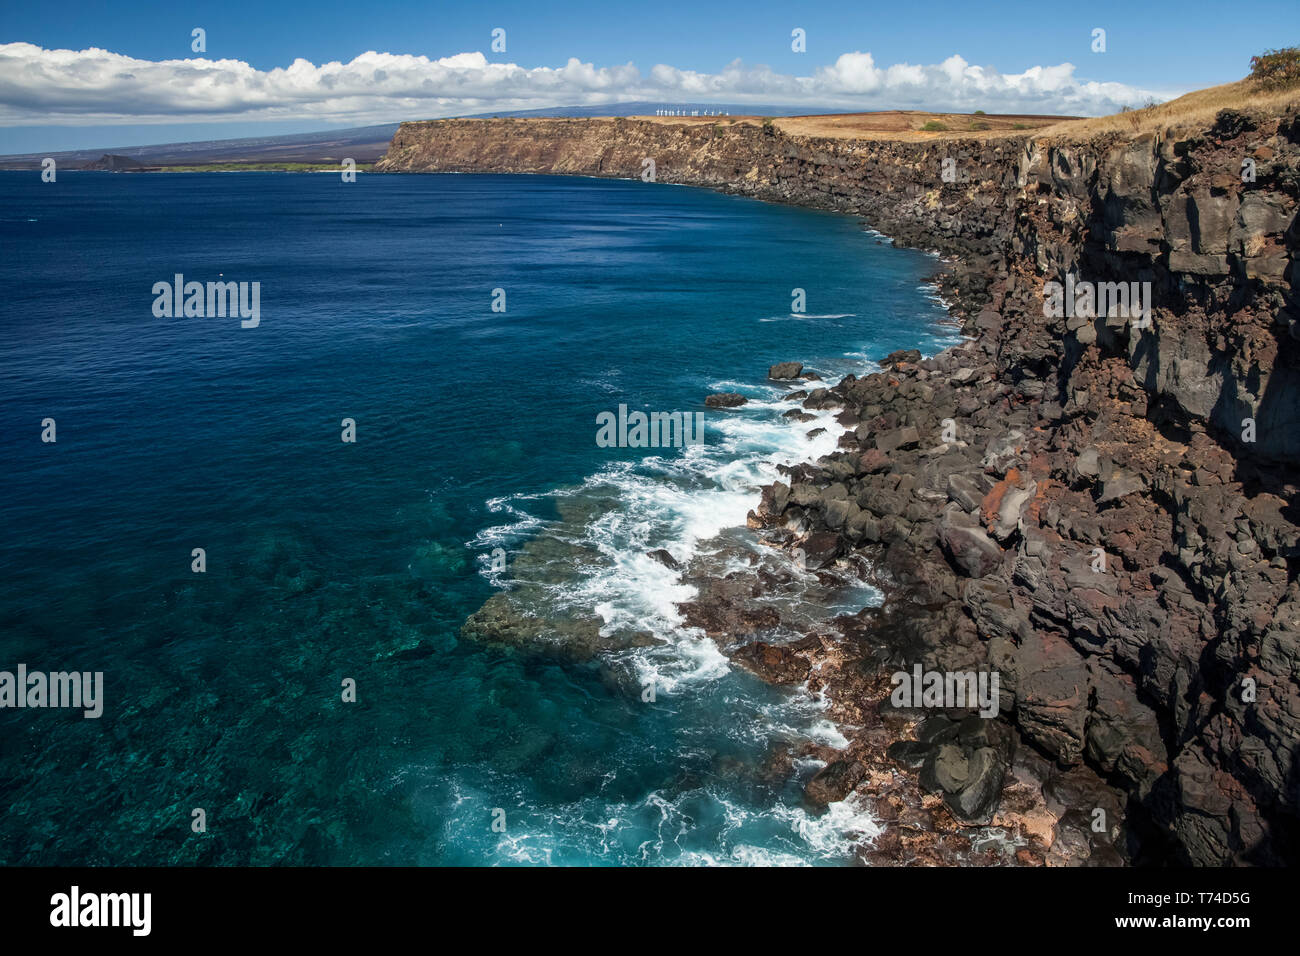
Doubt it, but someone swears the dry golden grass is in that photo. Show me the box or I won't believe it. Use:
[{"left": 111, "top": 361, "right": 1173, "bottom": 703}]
[
  {"left": 578, "top": 76, "right": 1298, "bottom": 145},
  {"left": 774, "top": 111, "right": 1072, "bottom": 139},
  {"left": 551, "top": 75, "right": 1300, "bottom": 145},
  {"left": 1036, "top": 78, "right": 1300, "bottom": 141},
  {"left": 628, "top": 110, "right": 1073, "bottom": 140}
]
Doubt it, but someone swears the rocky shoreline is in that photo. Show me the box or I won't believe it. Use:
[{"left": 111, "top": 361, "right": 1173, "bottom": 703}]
[
  {"left": 693, "top": 105, "right": 1298, "bottom": 863},
  {"left": 389, "top": 103, "right": 1300, "bottom": 865},
  {"left": 685, "top": 284, "right": 1140, "bottom": 867}
]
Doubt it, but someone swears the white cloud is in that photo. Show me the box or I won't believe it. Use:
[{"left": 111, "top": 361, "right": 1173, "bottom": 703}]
[{"left": 0, "top": 42, "right": 1174, "bottom": 126}]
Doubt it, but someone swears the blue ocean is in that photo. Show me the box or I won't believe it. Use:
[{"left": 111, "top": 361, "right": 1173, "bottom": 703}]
[{"left": 0, "top": 170, "right": 958, "bottom": 865}]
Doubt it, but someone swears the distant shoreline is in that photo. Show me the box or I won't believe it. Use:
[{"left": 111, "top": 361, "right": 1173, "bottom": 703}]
[{"left": 77, "top": 161, "right": 377, "bottom": 173}]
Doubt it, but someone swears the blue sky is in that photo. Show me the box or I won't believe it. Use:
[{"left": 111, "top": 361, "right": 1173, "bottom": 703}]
[{"left": 2, "top": 0, "right": 1295, "bottom": 153}]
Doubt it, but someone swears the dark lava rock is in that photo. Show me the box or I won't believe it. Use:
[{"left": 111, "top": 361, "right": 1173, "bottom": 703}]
[
  {"left": 917, "top": 715, "right": 961, "bottom": 745},
  {"left": 800, "top": 531, "right": 843, "bottom": 569},
  {"left": 858, "top": 447, "right": 890, "bottom": 474},
  {"left": 917, "top": 741, "right": 1007, "bottom": 824},
  {"left": 946, "top": 473, "right": 984, "bottom": 512},
  {"left": 937, "top": 518, "right": 1004, "bottom": 578},
  {"left": 932, "top": 744, "right": 972, "bottom": 793},
  {"left": 646, "top": 548, "right": 683, "bottom": 571},
  {"left": 768, "top": 361, "right": 804, "bottom": 380},
  {"left": 941, "top": 747, "right": 1006, "bottom": 824},
  {"left": 804, "top": 758, "right": 867, "bottom": 808},
  {"left": 957, "top": 715, "right": 991, "bottom": 748},
  {"left": 1211, "top": 108, "right": 1256, "bottom": 139},
  {"left": 883, "top": 348, "right": 923, "bottom": 367},
  {"left": 887, "top": 739, "right": 933, "bottom": 769},
  {"left": 731, "top": 639, "right": 814, "bottom": 684},
  {"left": 705, "top": 392, "right": 748, "bottom": 408}
]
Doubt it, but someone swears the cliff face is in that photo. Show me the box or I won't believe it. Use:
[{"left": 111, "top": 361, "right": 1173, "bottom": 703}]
[
  {"left": 379, "top": 116, "right": 1298, "bottom": 461},
  {"left": 377, "top": 117, "right": 1018, "bottom": 256},
  {"left": 380, "top": 111, "right": 1300, "bottom": 864}
]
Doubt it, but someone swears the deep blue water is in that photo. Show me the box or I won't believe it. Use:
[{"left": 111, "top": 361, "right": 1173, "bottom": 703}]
[{"left": 0, "top": 170, "right": 956, "bottom": 865}]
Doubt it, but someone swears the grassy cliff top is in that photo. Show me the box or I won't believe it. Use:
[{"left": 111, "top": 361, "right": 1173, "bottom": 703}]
[
  {"left": 402, "top": 75, "right": 1297, "bottom": 145},
  {"left": 1037, "top": 77, "right": 1300, "bottom": 142}
]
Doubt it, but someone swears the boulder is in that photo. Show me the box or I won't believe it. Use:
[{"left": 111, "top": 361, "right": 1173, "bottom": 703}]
[
  {"left": 859, "top": 447, "right": 890, "bottom": 474},
  {"left": 884, "top": 348, "right": 923, "bottom": 367},
  {"left": 823, "top": 497, "right": 861, "bottom": 531},
  {"left": 646, "top": 549, "right": 683, "bottom": 571},
  {"left": 938, "top": 514, "right": 1004, "bottom": 578},
  {"left": 731, "top": 639, "right": 814, "bottom": 685},
  {"left": 933, "top": 744, "right": 971, "bottom": 793},
  {"left": 1098, "top": 468, "right": 1145, "bottom": 504},
  {"left": 947, "top": 473, "right": 985, "bottom": 512},
  {"left": 768, "top": 362, "right": 804, "bottom": 380},
  {"left": 942, "top": 747, "right": 1006, "bottom": 824},
  {"left": 800, "top": 531, "right": 842, "bottom": 569},
  {"left": 1016, "top": 640, "right": 1091, "bottom": 764},
  {"left": 804, "top": 759, "right": 867, "bottom": 808},
  {"left": 705, "top": 392, "right": 747, "bottom": 408},
  {"left": 886, "top": 740, "right": 933, "bottom": 769}
]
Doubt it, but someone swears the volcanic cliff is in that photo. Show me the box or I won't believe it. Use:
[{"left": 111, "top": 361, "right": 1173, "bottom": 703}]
[{"left": 377, "top": 101, "right": 1300, "bottom": 865}]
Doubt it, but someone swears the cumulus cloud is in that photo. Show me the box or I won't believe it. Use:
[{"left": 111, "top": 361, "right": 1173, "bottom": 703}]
[{"left": 0, "top": 42, "right": 1172, "bottom": 126}]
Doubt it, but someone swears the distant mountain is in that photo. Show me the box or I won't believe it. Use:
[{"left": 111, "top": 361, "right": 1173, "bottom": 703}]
[
  {"left": 457, "top": 101, "right": 838, "bottom": 119},
  {"left": 0, "top": 103, "right": 856, "bottom": 170},
  {"left": 0, "top": 123, "right": 400, "bottom": 170},
  {"left": 79, "top": 153, "right": 160, "bottom": 171}
]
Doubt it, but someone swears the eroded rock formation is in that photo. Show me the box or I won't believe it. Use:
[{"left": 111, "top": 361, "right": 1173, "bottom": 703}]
[{"left": 382, "top": 107, "right": 1299, "bottom": 864}]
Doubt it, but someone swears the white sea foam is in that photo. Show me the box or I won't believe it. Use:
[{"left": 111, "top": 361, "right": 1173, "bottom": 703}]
[
  {"left": 806, "top": 718, "right": 851, "bottom": 749},
  {"left": 758, "top": 312, "right": 858, "bottom": 322},
  {"left": 470, "top": 497, "right": 547, "bottom": 549},
  {"left": 466, "top": 781, "right": 881, "bottom": 867},
  {"left": 465, "top": 289, "right": 960, "bottom": 863},
  {"left": 777, "top": 794, "right": 882, "bottom": 859},
  {"left": 471, "top": 383, "right": 851, "bottom": 693}
]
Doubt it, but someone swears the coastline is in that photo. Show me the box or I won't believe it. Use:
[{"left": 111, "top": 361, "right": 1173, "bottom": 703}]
[
  {"left": 462, "top": 212, "right": 1090, "bottom": 864},
  {"left": 386, "top": 101, "right": 1300, "bottom": 865},
  {"left": 675, "top": 247, "right": 1100, "bottom": 866},
  {"left": 694, "top": 255, "right": 1129, "bottom": 865}
]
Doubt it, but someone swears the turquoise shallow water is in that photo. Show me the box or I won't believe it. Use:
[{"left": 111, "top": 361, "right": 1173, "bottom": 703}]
[{"left": 0, "top": 171, "right": 957, "bottom": 865}]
